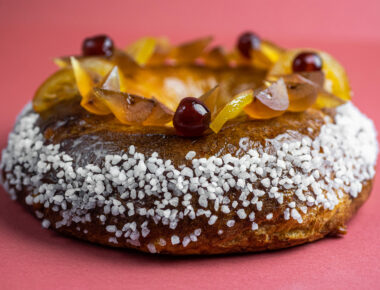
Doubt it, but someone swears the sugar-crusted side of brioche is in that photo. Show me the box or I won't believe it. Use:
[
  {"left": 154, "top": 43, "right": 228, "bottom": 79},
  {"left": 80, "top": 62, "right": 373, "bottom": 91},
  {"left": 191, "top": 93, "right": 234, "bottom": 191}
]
[{"left": 0, "top": 102, "right": 377, "bottom": 254}]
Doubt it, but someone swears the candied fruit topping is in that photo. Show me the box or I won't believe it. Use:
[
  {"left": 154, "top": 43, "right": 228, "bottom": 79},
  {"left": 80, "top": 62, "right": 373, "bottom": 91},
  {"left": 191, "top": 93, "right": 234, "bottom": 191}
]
[
  {"left": 244, "top": 79, "right": 289, "bottom": 119},
  {"left": 284, "top": 76, "right": 319, "bottom": 112},
  {"left": 171, "top": 37, "right": 213, "bottom": 64},
  {"left": 71, "top": 57, "right": 110, "bottom": 115},
  {"left": 82, "top": 34, "right": 114, "bottom": 57},
  {"left": 198, "top": 86, "right": 221, "bottom": 118},
  {"left": 269, "top": 49, "right": 351, "bottom": 101},
  {"left": 93, "top": 88, "right": 172, "bottom": 126},
  {"left": 268, "top": 72, "right": 323, "bottom": 112},
  {"left": 33, "top": 68, "right": 77, "bottom": 112},
  {"left": 292, "top": 52, "right": 323, "bottom": 72},
  {"left": 173, "top": 97, "right": 211, "bottom": 137},
  {"left": 204, "top": 46, "right": 229, "bottom": 67},
  {"left": 237, "top": 31, "right": 261, "bottom": 59},
  {"left": 34, "top": 32, "right": 351, "bottom": 136},
  {"left": 210, "top": 90, "right": 254, "bottom": 133},
  {"left": 126, "top": 37, "right": 157, "bottom": 66}
]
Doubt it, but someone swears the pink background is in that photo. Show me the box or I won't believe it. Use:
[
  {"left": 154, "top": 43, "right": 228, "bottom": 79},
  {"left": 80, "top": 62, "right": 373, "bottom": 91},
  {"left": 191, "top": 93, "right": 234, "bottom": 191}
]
[{"left": 1, "top": 0, "right": 380, "bottom": 289}]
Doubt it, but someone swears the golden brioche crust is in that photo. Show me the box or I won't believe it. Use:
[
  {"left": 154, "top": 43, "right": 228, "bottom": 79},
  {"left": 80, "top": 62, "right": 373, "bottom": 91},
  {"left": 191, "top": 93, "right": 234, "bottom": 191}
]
[{"left": 1, "top": 100, "right": 377, "bottom": 254}]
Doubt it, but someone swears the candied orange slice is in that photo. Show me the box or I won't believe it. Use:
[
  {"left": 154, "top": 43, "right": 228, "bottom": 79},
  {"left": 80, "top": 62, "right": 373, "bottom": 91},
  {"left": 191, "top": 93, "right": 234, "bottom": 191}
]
[
  {"left": 33, "top": 68, "right": 78, "bottom": 112},
  {"left": 93, "top": 88, "right": 172, "bottom": 125},
  {"left": 244, "top": 79, "right": 289, "bottom": 119},
  {"left": 125, "top": 37, "right": 157, "bottom": 66},
  {"left": 210, "top": 89, "right": 254, "bottom": 133},
  {"left": 268, "top": 49, "right": 352, "bottom": 101},
  {"left": 71, "top": 57, "right": 110, "bottom": 115}
]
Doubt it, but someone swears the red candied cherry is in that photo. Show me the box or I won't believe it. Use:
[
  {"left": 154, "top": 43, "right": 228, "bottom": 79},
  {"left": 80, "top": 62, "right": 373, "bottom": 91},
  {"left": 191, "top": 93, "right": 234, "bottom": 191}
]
[
  {"left": 82, "top": 34, "right": 114, "bottom": 57},
  {"left": 173, "top": 97, "right": 211, "bottom": 137},
  {"left": 292, "top": 52, "right": 323, "bottom": 72},
  {"left": 237, "top": 31, "right": 261, "bottom": 59}
]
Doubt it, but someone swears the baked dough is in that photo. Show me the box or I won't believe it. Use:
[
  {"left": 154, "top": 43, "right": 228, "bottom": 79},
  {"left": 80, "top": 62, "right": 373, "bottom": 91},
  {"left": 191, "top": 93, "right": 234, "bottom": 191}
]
[{"left": 1, "top": 98, "right": 377, "bottom": 254}]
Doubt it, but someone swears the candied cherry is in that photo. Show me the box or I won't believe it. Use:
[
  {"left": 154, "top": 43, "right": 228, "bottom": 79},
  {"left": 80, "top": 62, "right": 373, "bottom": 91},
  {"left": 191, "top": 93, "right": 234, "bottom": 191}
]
[
  {"left": 173, "top": 97, "right": 211, "bottom": 137},
  {"left": 237, "top": 31, "right": 261, "bottom": 59},
  {"left": 82, "top": 34, "right": 114, "bottom": 57},
  {"left": 292, "top": 52, "right": 322, "bottom": 72}
]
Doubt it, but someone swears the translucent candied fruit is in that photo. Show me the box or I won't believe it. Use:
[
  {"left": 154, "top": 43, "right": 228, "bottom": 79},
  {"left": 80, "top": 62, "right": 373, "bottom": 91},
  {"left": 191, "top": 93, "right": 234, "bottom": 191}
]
[
  {"left": 170, "top": 37, "right": 213, "bottom": 64},
  {"left": 198, "top": 86, "right": 221, "bottom": 118},
  {"left": 210, "top": 89, "right": 254, "bottom": 133},
  {"left": 244, "top": 79, "right": 289, "bottom": 119},
  {"left": 93, "top": 88, "right": 172, "bottom": 125},
  {"left": 33, "top": 68, "right": 78, "bottom": 112},
  {"left": 54, "top": 56, "right": 114, "bottom": 80},
  {"left": 126, "top": 37, "right": 157, "bottom": 66},
  {"left": 71, "top": 57, "right": 110, "bottom": 115},
  {"left": 269, "top": 49, "right": 352, "bottom": 101},
  {"left": 267, "top": 72, "right": 323, "bottom": 112},
  {"left": 204, "top": 46, "right": 229, "bottom": 67}
]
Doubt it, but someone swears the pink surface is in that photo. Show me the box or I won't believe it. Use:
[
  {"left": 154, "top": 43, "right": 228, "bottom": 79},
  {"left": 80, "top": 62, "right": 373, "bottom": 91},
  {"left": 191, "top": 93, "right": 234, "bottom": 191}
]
[{"left": 1, "top": 0, "right": 380, "bottom": 289}]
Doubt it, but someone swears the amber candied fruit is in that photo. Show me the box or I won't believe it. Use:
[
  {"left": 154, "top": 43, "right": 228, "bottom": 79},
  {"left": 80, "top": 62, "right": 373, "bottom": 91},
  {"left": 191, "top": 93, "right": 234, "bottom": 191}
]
[
  {"left": 244, "top": 79, "right": 289, "bottom": 119},
  {"left": 93, "top": 88, "right": 173, "bottom": 125},
  {"left": 33, "top": 68, "right": 78, "bottom": 112},
  {"left": 268, "top": 72, "right": 323, "bottom": 112},
  {"left": 34, "top": 33, "right": 351, "bottom": 136}
]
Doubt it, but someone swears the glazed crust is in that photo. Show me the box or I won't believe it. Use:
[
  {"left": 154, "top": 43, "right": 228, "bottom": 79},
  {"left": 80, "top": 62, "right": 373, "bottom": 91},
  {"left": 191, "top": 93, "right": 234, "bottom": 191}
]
[{"left": 1, "top": 99, "right": 376, "bottom": 254}]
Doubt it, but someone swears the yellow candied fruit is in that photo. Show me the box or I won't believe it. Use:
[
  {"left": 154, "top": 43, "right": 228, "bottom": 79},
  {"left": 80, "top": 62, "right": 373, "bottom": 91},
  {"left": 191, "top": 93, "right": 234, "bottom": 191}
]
[
  {"left": 70, "top": 57, "right": 110, "bottom": 115},
  {"left": 33, "top": 68, "right": 77, "bottom": 112},
  {"left": 55, "top": 56, "right": 114, "bottom": 81},
  {"left": 210, "top": 89, "right": 253, "bottom": 133},
  {"left": 126, "top": 37, "right": 157, "bottom": 66},
  {"left": 251, "top": 40, "right": 285, "bottom": 69}
]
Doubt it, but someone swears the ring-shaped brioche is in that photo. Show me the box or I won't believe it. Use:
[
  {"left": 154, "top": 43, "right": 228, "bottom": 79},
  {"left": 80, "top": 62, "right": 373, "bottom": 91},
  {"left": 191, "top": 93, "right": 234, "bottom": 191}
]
[{"left": 0, "top": 97, "right": 377, "bottom": 254}]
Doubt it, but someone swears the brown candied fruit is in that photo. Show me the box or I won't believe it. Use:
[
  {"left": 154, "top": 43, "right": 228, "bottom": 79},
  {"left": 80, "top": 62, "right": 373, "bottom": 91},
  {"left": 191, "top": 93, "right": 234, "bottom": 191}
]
[
  {"left": 237, "top": 31, "right": 261, "bottom": 59},
  {"left": 292, "top": 52, "right": 322, "bottom": 72},
  {"left": 82, "top": 34, "right": 114, "bottom": 57},
  {"left": 171, "top": 37, "right": 213, "bottom": 64},
  {"left": 271, "top": 72, "right": 323, "bottom": 112},
  {"left": 173, "top": 97, "right": 211, "bottom": 137},
  {"left": 93, "top": 88, "right": 173, "bottom": 125},
  {"left": 244, "top": 79, "right": 289, "bottom": 119}
]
